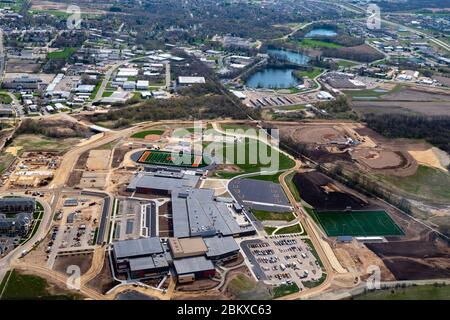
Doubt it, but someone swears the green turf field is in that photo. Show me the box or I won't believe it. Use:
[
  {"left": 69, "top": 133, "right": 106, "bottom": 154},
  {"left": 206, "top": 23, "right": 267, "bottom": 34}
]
[
  {"left": 137, "top": 149, "right": 208, "bottom": 168},
  {"left": 314, "top": 210, "right": 404, "bottom": 237},
  {"left": 131, "top": 130, "right": 164, "bottom": 139}
]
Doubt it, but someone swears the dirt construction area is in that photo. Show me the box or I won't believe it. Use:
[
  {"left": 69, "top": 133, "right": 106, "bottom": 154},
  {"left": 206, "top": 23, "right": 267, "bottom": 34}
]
[
  {"left": 86, "top": 150, "right": 112, "bottom": 171},
  {"left": 278, "top": 121, "right": 426, "bottom": 177}
]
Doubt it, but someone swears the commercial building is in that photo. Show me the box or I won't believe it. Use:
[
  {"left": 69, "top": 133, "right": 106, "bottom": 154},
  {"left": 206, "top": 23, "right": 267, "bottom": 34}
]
[
  {"left": 123, "top": 81, "right": 136, "bottom": 90},
  {"left": 177, "top": 76, "right": 206, "bottom": 86},
  {"left": 0, "top": 197, "right": 36, "bottom": 214},
  {"left": 75, "top": 85, "right": 95, "bottom": 93},
  {"left": 136, "top": 80, "right": 149, "bottom": 90},
  {"left": 1, "top": 75, "right": 42, "bottom": 91}
]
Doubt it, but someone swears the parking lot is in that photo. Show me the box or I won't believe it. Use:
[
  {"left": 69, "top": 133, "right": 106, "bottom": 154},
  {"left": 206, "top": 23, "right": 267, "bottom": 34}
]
[
  {"left": 229, "top": 178, "right": 292, "bottom": 207},
  {"left": 243, "top": 234, "right": 323, "bottom": 290}
]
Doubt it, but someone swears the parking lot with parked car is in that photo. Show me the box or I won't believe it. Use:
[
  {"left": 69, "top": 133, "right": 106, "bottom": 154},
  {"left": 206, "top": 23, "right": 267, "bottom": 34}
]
[{"left": 244, "top": 234, "right": 323, "bottom": 290}]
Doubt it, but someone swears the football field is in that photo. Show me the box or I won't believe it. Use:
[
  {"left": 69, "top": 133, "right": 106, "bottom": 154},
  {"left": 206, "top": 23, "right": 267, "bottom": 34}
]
[
  {"left": 314, "top": 210, "right": 404, "bottom": 237},
  {"left": 137, "top": 150, "right": 207, "bottom": 168}
]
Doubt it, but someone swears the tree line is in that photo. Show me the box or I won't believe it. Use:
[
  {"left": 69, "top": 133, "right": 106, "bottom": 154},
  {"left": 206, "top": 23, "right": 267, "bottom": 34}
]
[{"left": 364, "top": 113, "right": 450, "bottom": 154}]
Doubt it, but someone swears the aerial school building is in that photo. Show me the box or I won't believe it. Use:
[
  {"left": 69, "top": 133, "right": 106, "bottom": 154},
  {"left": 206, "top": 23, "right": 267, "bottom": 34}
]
[{"left": 112, "top": 166, "right": 255, "bottom": 283}]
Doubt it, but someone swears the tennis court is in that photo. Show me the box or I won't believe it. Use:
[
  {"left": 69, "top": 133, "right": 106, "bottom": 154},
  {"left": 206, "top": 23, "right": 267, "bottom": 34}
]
[{"left": 313, "top": 210, "right": 404, "bottom": 237}]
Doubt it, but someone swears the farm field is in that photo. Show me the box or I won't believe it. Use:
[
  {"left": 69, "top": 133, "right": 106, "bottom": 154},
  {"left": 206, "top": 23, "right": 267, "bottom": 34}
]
[{"left": 313, "top": 210, "right": 405, "bottom": 237}]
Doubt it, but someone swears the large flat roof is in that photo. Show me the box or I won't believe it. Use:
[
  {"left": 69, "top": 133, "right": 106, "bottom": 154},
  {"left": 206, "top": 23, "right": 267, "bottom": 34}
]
[
  {"left": 168, "top": 237, "right": 208, "bottom": 258},
  {"left": 127, "top": 170, "right": 200, "bottom": 193},
  {"left": 113, "top": 237, "right": 163, "bottom": 259},
  {"left": 173, "top": 255, "right": 214, "bottom": 275},
  {"left": 178, "top": 76, "right": 206, "bottom": 84},
  {"left": 204, "top": 236, "right": 240, "bottom": 258},
  {"left": 171, "top": 188, "right": 255, "bottom": 238}
]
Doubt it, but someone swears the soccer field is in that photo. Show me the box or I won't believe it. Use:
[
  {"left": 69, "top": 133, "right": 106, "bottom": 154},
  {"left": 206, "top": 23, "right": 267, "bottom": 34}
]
[
  {"left": 314, "top": 210, "right": 404, "bottom": 237},
  {"left": 137, "top": 150, "right": 207, "bottom": 168}
]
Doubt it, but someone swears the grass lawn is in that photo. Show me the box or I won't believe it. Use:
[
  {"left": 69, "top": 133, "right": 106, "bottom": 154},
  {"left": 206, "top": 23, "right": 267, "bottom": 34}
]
[
  {"left": 0, "top": 93, "right": 12, "bottom": 104},
  {"left": 252, "top": 209, "right": 295, "bottom": 222},
  {"left": 264, "top": 226, "right": 277, "bottom": 235},
  {"left": 90, "top": 82, "right": 102, "bottom": 99},
  {"left": 298, "top": 39, "right": 343, "bottom": 49},
  {"left": 284, "top": 171, "right": 301, "bottom": 201},
  {"left": 0, "top": 270, "right": 83, "bottom": 300},
  {"left": 227, "top": 274, "right": 271, "bottom": 300},
  {"left": 275, "top": 223, "right": 303, "bottom": 235},
  {"left": 0, "top": 153, "right": 15, "bottom": 174},
  {"left": 219, "top": 123, "right": 257, "bottom": 132},
  {"left": 295, "top": 67, "right": 323, "bottom": 79},
  {"left": 101, "top": 91, "right": 114, "bottom": 97},
  {"left": 336, "top": 59, "right": 359, "bottom": 68},
  {"left": 131, "top": 130, "right": 164, "bottom": 139},
  {"left": 302, "top": 273, "right": 327, "bottom": 289},
  {"left": 47, "top": 48, "right": 77, "bottom": 60},
  {"left": 213, "top": 138, "right": 295, "bottom": 179},
  {"left": 379, "top": 165, "right": 450, "bottom": 203},
  {"left": 10, "top": 134, "right": 80, "bottom": 153},
  {"left": 314, "top": 210, "right": 404, "bottom": 237},
  {"left": 354, "top": 284, "right": 450, "bottom": 300},
  {"left": 272, "top": 283, "right": 300, "bottom": 298}
]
